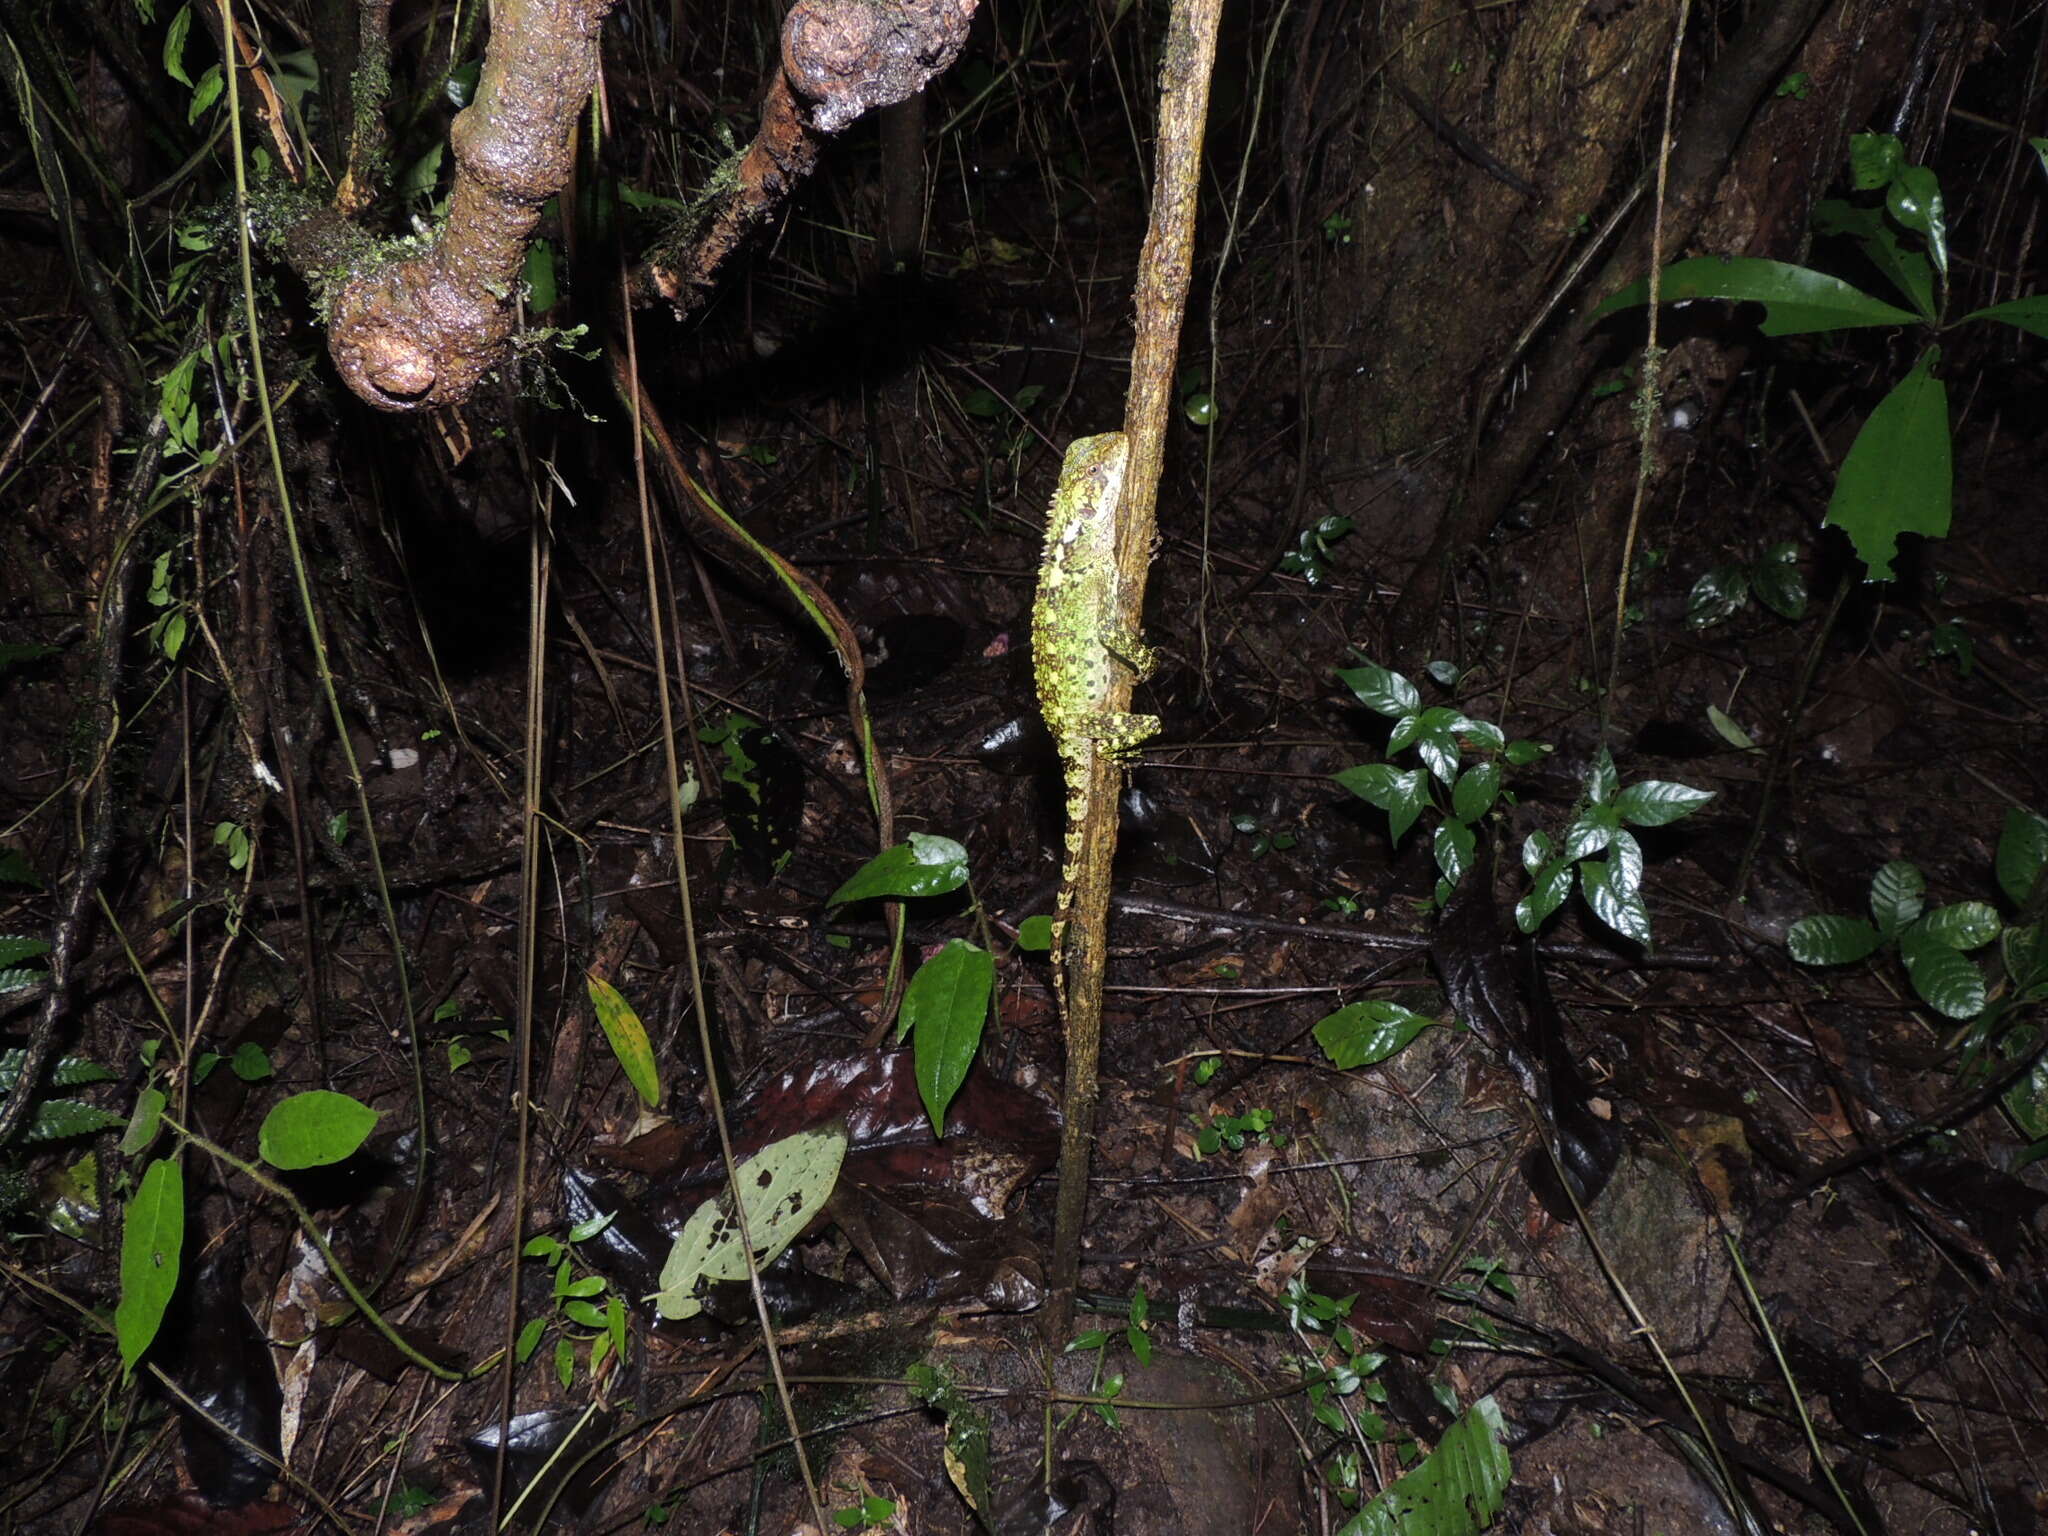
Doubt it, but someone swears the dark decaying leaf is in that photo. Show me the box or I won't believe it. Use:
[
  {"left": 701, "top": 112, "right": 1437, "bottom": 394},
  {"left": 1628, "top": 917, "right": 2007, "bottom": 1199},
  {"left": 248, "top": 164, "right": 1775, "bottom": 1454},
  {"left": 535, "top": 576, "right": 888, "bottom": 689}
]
[
  {"left": 638, "top": 1049, "right": 1058, "bottom": 1218},
  {"left": 1896, "top": 1156, "right": 2048, "bottom": 1269},
  {"left": 1302, "top": 1251, "right": 1439, "bottom": 1356},
  {"left": 464, "top": 1407, "right": 613, "bottom": 1525},
  {"left": 829, "top": 1180, "right": 1045, "bottom": 1311},
  {"left": 985, "top": 1459, "right": 1116, "bottom": 1536},
  {"left": 1782, "top": 1330, "right": 1920, "bottom": 1448},
  {"left": 151, "top": 1238, "right": 282, "bottom": 1508},
  {"left": 1433, "top": 852, "right": 1620, "bottom": 1217},
  {"left": 326, "top": 1314, "right": 469, "bottom": 1383}
]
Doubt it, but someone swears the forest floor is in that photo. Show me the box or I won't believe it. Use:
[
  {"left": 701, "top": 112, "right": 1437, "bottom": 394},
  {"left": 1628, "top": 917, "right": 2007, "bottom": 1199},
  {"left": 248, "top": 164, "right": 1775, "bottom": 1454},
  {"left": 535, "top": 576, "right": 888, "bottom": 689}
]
[{"left": 6, "top": 48, "right": 2048, "bottom": 1536}]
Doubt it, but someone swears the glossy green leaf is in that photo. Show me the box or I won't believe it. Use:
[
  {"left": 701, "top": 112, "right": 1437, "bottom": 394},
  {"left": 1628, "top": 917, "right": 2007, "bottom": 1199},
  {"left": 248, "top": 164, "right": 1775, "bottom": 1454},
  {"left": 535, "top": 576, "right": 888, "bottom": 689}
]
[
  {"left": 1996, "top": 808, "right": 2048, "bottom": 908},
  {"left": 1686, "top": 565, "right": 1748, "bottom": 628},
  {"left": 1333, "top": 764, "right": 1429, "bottom": 847},
  {"left": 1561, "top": 807, "right": 1617, "bottom": 863},
  {"left": 1451, "top": 762, "right": 1501, "bottom": 823},
  {"left": 257, "top": 1090, "right": 379, "bottom": 1170},
  {"left": 1749, "top": 550, "right": 1808, "bottom": 620},
  {"left": 828, "top": 834, "right": 970, "bottom": 906},
  {"left": 1869, "top": 860, "right": 1926, "bottom": 936},
  {"left": 1613, "top": 779, "right": 1714, "bottom": 827},
  {"left": 1826, "top": 349, "right": 1950, "bottom": 582},
  {"left": 117, "top": 1158, "right": 183, "bottom": 1377},
  {"left": 1814, "top": 199, "right": 1936, "bottom": 320},
  {"left": 1337, "top": 1396, "right": 1510, "bottom": 1536},
  {"left": 1606, "top": 829, "right": 1644, "bottom": 899},
  {"left": 1581, "top": 860, "right": 1651, "bottom": 947},
  {"left": 1514, "top": 860, "right": 1571, "bottom": 934},
  {"left": 1919, "top": 901, "right": 2000, "bottom": 952},
  {"left": 1885, "top": 164, "right": 1947, "bottom": 278},
  {"left": 1898, "top": 927, "right": 1986, "bottom": 1019},
  {"left": 1787, "top": 914, "right": 1883, "bottom": 965},
  {"left": 1433, "top": 819, "right": 1474, "bottom": 887},
  {"left": 1848, "top": 131, "right": 1903, "bottom": 191},
  {"left": 1592, "top": 256, "right": 1919, "bottom": 335},
  {"left": 905, "top": 940, "right": 994, "bottom": 1134},
  {"left": 1335, "top": 662, "right": 1419, "bottom": 718},
  {"left": 1520, "top": 831, "right": 1554, "bottom": 877},
  {"left": 1313, "top": 1000, "right": 1437, "bottom": 1070},
  {"left": 587, "top": 973, "right": 662, "bottom": 1108},
  {"left": 655, "top": 1123, "right": 848, "bottom": 1320}
]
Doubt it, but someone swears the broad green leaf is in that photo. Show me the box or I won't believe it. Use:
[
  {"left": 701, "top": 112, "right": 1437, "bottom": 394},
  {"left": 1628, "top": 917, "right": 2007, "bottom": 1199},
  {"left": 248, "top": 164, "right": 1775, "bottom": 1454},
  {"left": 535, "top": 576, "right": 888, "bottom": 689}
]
[
  {"left": 1451, "top": 762, "right": 1501, "bottom": 823},
  {"left": 1337, "top": 1396, "right": 1510, "bottom": 1536},
  {"left": 516, "top": 1316, "right": 546, "bottom": 1362},
  {"left": 2004, "top": 1029, "right": 2048, "bottom": 1142},
  {"left": 1515, "top": 860, "right": 1571, "bottom": 934},
  {"left": 1581, "top": 860, "right": 1651, "bottom": 947},
  {"left": 655, "top": 1123, "right": 848, "bottom": 1320},
  {"left": 120, "top": 1086, "right": 167, "bottom": 1156},
  {"left": 1588, "top": 749, "right": 1619, "bottom": 805},
  {"left": 1016, "top": 914, "right": 1054, "bottom": 952},
  {"left": 258, "top": 1090, "right": 379, "bottom": 1169},
  {"left": 1313, "top": 1000, "right": 1437, "bottom": 1070},
  {"left": 1788, "top": 914, "right": 1883, "bottom": 965},
  {"left": 904, "top": 940, "right": 994, "bottom": 1133},
  {"left": 1959, "top": 295, "right": 2048, "bottom": 342},
  {"left": 1749, "top": 553, "right": 1808, "bottom": 621},
  {"left": 1919, "top": 901, "right": 1999, "bottom": 952},
  {"left": 1606, "top": 829, "right": 1644, "bottom": 899},
  {"left": 1334, "top": 764, "right": 1429, "bottom": 846},
  {"left": 1433, "top": 819, "right": 1474, "bottom": 886},
  {"left": 1520, "top": 831, "right": 1554, "bottom": 877},
  {"left": 905, "top": 1362, "right": 993, "bottom": 1525},
  {"left": 1869, "top": 860, "right": 1926, "bottom": 936},
  {"left": 1687, "top": 565, "right": 1749, "bottom": 628},
  {"left": 828, "top": 834, "right": 970, "bottom": 906},
  {"left": 1503, "top": 739, "right": 1548, "bottom": 768},
  {"left": 1898, "top": 927, "right": 1986, "bottom": 1019},
  {"left": 1995, "top": 808, "right": 2048, "bottom": 908},
  {"left": 587, "top": 973, "right": 662, "bottom": 1108},
  {"left": 117, "top": 1158, "right": 183, "bottom": 1377},
  {"left": 1886, "top": 164, "right": 1947, "bottom": 278},
  {"left": 1561, "top": 806, "right": 1618, "bottom": 862},
  {"left": 229, "top": 1042, "right": 273, "bottom": 1081},
  {"left": 1592, "top": 256, "right": 1919, "bottom": 335},
  {"left": 1613, "top": 779, "right": 1714, "bottom": 827},
  {"left": 1825, "top": 349, "right": 1950, "bottom": 582},
  {"left": 1336, "top": 662, "right": 1419, "bottom": 718}
]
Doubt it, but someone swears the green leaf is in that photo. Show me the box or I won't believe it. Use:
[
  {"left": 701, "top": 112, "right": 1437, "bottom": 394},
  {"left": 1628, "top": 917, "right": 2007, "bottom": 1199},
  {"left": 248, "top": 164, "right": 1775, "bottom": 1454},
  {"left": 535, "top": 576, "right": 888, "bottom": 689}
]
[
  {"left": 117, "top": 1158, "right": 183, "bottom": 1377},
  {"left": 904, "top": 940, "right": 994, "bottom": 1134},
  {"left": 121, "top": 1086, "right": 167, "bottom": 1156},
  {"left": 1996, "top": 809, "right": 2048, "bottom": 908},
  {"left": 1592, "top": 256, "right": 1919, "bottom": 335},
  {"left": 1337, "top": 1396, "right": 1510, "bottom": 1536},
  {"left": 1335, "top": 662, "right": 1419, "bottom": 718},
  {"left": 0, "top": 935, "right": 51, "bottom": 970},
  {"left": 655, "top": 1124, "right": 848, "bottom": 1320},
  {"left": 1898, "top": 926, "right": 1986, "bottom": 1019},
  {"left": 827, "top": 834, "right": 970, "bottom": 906},
  {"left": 1503, "top": 739, "right": 1548, "bottom": 768},
  {"left": 1450, "top": 762, "right": 1501, "bottom": 823},
  {"left": 562, "top": 1299, "right": 608, "bottom": 1329},
  {"left": 1869, "top": 860, "right": 1926, "bottom": 936},
  {"left": 1849, "top": 131, "right": 1903, "bottom": 190},
  {"left": 1016, "top": 914, "right": 1054, "bottom": 952},
  {"left": 587, "top": 973, "right": 662, "bottom": 1109},
  {"left": 1333, "top": 764, "right": 1429, "bottom": 847},
  {"left": 1587, "top": 748, "right": 1618, "bottom": 805},
  {"left": 1814, "top": 198, "right": 1937, "bottom": 320},
  {"left": 516, "top": 1316, "right": 546, "bottom": 1362},
  {"left": 1520, "top": 831, "right": 1554, "bottom": 877},
  {"left": 1706, "top": 704, "right": 1758, "bottom": 752},
  {"left": 1919, "top": 901, "right": 2000, "bottom": 952},
  {"left": 1514, "top": 860, "right": 1571, "bottom": 935},
  {"left": 1886, "top": 164, "right": 1947, "bottom": 279},
  {"left": 1606, "top": 829, "right": 1644, "bottom": 899},
  {"left": 1825, "top": 348, "right": 1950, "bottom": 582},
  {"left": 1561, "top": 806, "right": 1618, "bottom": 862},
  {"left": 258, "top": 1090, "right": 379, "bottom": 1169},
  {"left": 1787, "top": 914, "right": 1884, "bottom": 965},
  {"left": 1433, "top": 819, "right": 1474, "bottom": 886},
  {"left": 1613, "top": 779, "right": 1714, "bottom": 827},
  {"left": 229, "top": 1042, "right": 273, "bottom": 1082},
  {"left": 162, "top": 6, "right": 194, "bottom": 89},
  {"left": 1581, "top": 860, "right": 1651, "bottom": 947},
  {"left": 1313, "top": 1001, "right": 1437, "bottom": 1070},
  {"left": 1958, "top": 294, "right": 2048, "bottom": 342},
  {"left": 1686, "top": 565, "right": 1749, "bottom": 628}
]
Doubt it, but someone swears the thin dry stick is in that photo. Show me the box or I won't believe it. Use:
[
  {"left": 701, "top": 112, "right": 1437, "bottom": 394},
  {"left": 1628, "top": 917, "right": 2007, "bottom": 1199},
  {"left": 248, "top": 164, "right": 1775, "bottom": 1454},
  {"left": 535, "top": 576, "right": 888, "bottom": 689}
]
[{"left": 1047, "top": 0, "right": 1225, "bottom": 1339}]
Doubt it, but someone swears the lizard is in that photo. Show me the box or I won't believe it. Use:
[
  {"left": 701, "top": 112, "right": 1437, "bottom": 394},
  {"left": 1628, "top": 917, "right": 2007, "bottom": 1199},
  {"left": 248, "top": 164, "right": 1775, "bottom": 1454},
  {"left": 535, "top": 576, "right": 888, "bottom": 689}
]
[{"left": 1030, "top": 432, "right": 1160, "bottom": 1021}]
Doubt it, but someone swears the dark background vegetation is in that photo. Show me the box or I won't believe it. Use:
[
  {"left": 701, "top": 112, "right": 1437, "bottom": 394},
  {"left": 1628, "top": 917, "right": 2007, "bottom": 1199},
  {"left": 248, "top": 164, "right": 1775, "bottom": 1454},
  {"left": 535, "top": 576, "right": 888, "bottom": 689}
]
[{"left": 3, "top": 0, "right": 2047, "bottom": 1531}]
